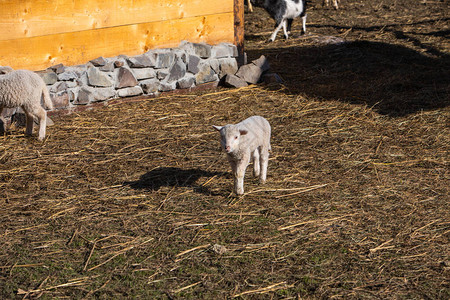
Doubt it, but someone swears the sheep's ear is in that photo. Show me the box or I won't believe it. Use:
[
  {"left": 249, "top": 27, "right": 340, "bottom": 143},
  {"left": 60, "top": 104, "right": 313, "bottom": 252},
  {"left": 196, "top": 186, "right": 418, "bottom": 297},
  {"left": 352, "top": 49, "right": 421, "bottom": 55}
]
[
  {"left": 239, "top": 129, "right": 248, "bottom": 135},
  {"left": 212, "top": 125, "right": 222, "bottom": 131}
]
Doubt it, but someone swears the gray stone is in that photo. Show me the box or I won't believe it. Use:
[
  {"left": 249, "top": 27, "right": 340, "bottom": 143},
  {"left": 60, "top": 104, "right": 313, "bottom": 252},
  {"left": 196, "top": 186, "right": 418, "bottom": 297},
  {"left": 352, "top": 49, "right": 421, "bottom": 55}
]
[
  {"left": 228, "top": 44, "right": 239, "bottom": 57},
  {"left": 195, "top": 63, "right": 218, "bottom": 84},
  {"left": 154, "top": 52, "right": 175, "bottom": 69},
  {"left": 223, "top": 74, "right": 248, "bottom": 88},
  {"left": 218, "top": 58, "right": 238, "bottom": 78},
  {"left": 127, "top": 54, "right": 155, "bottom": 68},
  {"left": 67, "top": 88, "right": 79, "bottom": 102},
  {"left": 87, "top": 67, "right": 114, "bottom": 87},
  {"left": 0, "top": 66, "right": 13, "bottom": 74},
  {"left": 50, "top": 91, "right": 70, "bottom": 109},
  {"left": 99, "top": 61, "right": 115, "bottom": 72},
  {"left": 157, "top": 69, "right": 169, "bottom": 80},
  {"left": 58, "top": 70, "right": 78, "bottom": 81},
  {"left": 114, "top": 59, "right": 126, "bottom": 68},
  {"left": 252, "top": 55, "right": 270, "bottom": 73},
  {"left": 235, "top": 63, "right": 263, "bottom": 84},
  {"left": 192, "top": 43, "right": 211, "bottom": 58},
  {"left": 90, "top": 56, "right": 107, "bottom": 67},
  {"left": 49, "top": 63, "right": 65, "bottom": 74},
  {"left": 187, "top": 55, "right": 200, "bottom": 73},
  {"left": 209, "top": 59, "right": 220, "bottom": 74},
  {"left": 140, "top": 78, "right": 160, "bottom": 94},
  {"left": 167, "top": 59, "right": 186, "bottom": 83},
  {"left": 132, "top": 68, "right": 156, "bottom": 80},
  {"left": 77, "top": 86, "right": 115, "bottom": 104},
  {"left": 117, "top": 86, "right": 143, "bottom": 98},
  {"left": 176, "top": 74, "right": 196, "bottom": 89},
  {"left": 159, "top": 81, "right": 176, "bottom": 92},
  {"left": 211, "top": 43, "right": 233, "bottom": 58},
  {"left": 37, "top": 70, "right": 58, "bottom": 85},
  {"left": 49, "top": 81, "right": 68, "bottom": 93},
  {"left": 116, "top": 67, "right": 138, "bottom": 89}
]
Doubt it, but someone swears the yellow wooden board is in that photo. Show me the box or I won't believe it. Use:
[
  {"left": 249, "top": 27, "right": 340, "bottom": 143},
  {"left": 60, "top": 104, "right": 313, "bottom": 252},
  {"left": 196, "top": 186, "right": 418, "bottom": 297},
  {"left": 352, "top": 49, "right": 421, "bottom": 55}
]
[
  {"left": 0, "top": 0, "right": 233, "bottom": 41},
  {"left": 0, "top": 13, "right": 234, "bottom": 71}
]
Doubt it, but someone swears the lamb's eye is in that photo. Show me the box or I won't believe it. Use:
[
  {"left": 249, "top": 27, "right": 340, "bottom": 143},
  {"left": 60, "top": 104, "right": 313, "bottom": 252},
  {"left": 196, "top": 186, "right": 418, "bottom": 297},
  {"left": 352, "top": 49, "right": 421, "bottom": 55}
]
[{"left": 235, "top": 136, "right": 238, "bottom": 139}]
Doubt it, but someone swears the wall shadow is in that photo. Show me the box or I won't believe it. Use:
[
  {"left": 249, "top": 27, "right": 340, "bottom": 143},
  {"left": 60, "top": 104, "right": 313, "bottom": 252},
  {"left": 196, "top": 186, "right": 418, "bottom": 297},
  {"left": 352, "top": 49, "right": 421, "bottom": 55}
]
[
  {"left": 124, "top": 167, "right": 225, "bottom": 195},
  {"left": 247, "top": 40, "right": 449, "bottom": 116}
]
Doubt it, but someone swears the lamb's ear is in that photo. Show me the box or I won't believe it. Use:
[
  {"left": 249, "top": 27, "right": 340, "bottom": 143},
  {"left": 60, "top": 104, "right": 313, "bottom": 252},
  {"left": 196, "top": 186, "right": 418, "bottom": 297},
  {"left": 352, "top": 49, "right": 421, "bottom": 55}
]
[
  {"left": 239, "top": 129, "right": 248, "bottom": 135},
  {"left": 212, "top": 125, "right": 222, "bottom": 131}
]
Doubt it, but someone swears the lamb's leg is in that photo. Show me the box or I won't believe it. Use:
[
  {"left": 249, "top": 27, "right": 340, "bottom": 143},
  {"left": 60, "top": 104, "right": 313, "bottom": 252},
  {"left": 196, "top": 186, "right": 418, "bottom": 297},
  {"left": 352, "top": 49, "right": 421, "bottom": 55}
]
[
  {"left": 35, "top": 107, "right": 47, "bottom": 141},
  {"left": 269, "top": 20, "right": 285, "bottom": 42},
  {"left": 259, "top": 147, "right": 270, "bottom": 184},
  {"left": 22, "top": 106, "right": 34, "bottom": 137},
  {"left": 282, "top": 19, "right": 289, "bottom": 40},
  {"left": 234, "top": 155, "right": 250, "bottom": 195},
  {"left": 252, "top": 148, "right": 260, "bottom": 177},
  {"left": 301, "top": 14, "right": 307, "bottom": 35},
  {"left": 0, "top": 106, "right": 5, "bottom": 135}
]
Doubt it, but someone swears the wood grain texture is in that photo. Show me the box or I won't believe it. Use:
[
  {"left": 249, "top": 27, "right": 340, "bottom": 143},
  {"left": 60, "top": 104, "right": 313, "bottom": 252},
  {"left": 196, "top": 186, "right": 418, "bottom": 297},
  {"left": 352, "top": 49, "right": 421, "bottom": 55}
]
[
  {"left": 0, "top": 13, "right": 234, "bottom": 71},
  {"left": 0, "top": 0, "right": 233, "bottom": 41}
]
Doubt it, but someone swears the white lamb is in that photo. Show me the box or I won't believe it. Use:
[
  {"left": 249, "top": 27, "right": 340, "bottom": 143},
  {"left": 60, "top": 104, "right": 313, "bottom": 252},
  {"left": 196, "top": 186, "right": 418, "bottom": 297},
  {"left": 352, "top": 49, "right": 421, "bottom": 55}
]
[
  {"left": 0, "top": 70, "right": 53, "bottom": 140},
  {"left": 213, "top": 116, "right": 271, "bottom": 195}
]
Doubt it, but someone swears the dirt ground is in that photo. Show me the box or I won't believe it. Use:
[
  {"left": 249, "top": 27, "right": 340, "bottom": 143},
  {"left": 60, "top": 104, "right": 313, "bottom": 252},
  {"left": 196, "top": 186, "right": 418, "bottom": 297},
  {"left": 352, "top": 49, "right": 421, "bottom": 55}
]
[{"left": 1, "top": 0, "right": 449, "bottom": 298}]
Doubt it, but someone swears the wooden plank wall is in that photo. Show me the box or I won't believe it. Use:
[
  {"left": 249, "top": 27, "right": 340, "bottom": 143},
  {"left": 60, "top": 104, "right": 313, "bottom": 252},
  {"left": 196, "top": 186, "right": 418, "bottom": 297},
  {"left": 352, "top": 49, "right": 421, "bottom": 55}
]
[{"left": 0, "top": 0, "right": 237, "bottom": 71}]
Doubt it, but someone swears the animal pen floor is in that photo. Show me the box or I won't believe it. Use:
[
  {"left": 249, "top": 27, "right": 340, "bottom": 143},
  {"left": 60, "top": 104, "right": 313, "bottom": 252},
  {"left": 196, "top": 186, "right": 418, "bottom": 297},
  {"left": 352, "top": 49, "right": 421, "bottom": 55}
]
[{"left": 1, "top": 0, "right": 449, "bottom": 298}]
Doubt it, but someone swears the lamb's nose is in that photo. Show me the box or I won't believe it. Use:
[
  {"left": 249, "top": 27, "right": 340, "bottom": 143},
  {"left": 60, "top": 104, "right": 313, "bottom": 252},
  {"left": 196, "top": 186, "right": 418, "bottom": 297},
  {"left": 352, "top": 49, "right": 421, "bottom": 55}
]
[{"left": 225, "top": 146, "right": 231, "bottom": 152}]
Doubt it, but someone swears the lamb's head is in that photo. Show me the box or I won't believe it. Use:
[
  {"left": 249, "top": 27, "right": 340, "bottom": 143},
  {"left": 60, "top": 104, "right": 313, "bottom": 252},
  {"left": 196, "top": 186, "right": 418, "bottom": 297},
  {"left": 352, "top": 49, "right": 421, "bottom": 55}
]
[{"left": 213, "top": 124, "right": 248, "bottom": 154}]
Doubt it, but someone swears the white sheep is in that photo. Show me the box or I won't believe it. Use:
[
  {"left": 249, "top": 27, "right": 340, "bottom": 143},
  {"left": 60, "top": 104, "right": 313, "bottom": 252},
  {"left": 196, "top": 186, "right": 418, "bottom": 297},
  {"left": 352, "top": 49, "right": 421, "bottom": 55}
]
[
  {"left": 0, "top": 70, "right": 53, "bottom": 140},
  {"left": 213, "top": 116, "right": 271, "bottom": 195}
]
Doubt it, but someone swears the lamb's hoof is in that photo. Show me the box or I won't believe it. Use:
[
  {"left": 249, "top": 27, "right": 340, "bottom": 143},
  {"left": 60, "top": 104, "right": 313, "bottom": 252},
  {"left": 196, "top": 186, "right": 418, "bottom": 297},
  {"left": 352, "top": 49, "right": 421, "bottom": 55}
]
[{"left": 265, "top": 38, "right": 274, "bottom": 43}]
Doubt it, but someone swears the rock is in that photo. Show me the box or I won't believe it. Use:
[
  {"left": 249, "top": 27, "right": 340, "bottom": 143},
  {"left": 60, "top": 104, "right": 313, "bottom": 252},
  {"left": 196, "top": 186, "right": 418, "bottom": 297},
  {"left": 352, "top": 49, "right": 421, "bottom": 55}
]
[
  {"left": 211, "top": 43, "right": 233, "bottom": 58},
  {"left": 48, "top": 63, "right": 65, "bottom": 74},
  {"left": 57, "top": 70, "right": 78, "bottom": 81},
  {"left": 49, "top": 82, "right": 68, "bottom": 93},
  {"left": 90, "top": 56, "right": 107, "bottom": 67},
  {"left": 235, "top": 63, "right": 263, "bottom": 84},
  {"left": 116, "top": 67, "right": 138, "bottom": 88},
  {"left": 176, "top": 74, "right": 196, "bottom": 89},
  {"left": 187, "top": 55, "right": 200, "bottom": 74},
  {"left": 140, "top": 78, "right": 161, "bottom": 94},
  {"left": 167, "top": 59, "right": 186, "bottom": 83},
  {"left": 223, "top": 74, "right": 248, "bottom": 88},
  {"left": 154, "top": 52, "right": 176, "bottom": 69},
  {"left": 132, "top": 68, "right": 156, "bottom": 80},
  {"left": 209, "top": 59, "right": 220, "bottom": 74},
  {"left": 50, "top": 91, "right": 70, "bottom": 108},
  {"left": 195, "top": 63, "right": 218, "bottom": 84},
  {"left": 76, "top": 86, "right": 115, "bottom": 104},
  {"left": 117, "top": 86, "right": 143, "bottom": 97},
  {"left": 127, "top": 54, "right": 155, "bottom": 68},
  {"left": 114, "top": 60, "right": 125, "bottom": 68},
  {"left": 87, "top": 67, "right": 114, "bottom": 87},
  {"left": 252, "top": 55, "right": 270, "bottom": 73},
  {"left": 157, "top": 69, "right": 169, "bottom": 80},
  {"left": 67, "top": 88, "right": 79, "bottom": 102},
  {"left": 159, "top": 81, "right": 176, "bottom": 92},
  {"left": 99, "top": 61, "right": 115, "bottom": 72},
  {"left": 192, "top": 43, "right": 211, "bottom": 58},
  {"left": 218, "top": 58, "right": 239, "bottom": 78},
  {"left": 36, "top": 70, "right": 58, "bottom": 85}
]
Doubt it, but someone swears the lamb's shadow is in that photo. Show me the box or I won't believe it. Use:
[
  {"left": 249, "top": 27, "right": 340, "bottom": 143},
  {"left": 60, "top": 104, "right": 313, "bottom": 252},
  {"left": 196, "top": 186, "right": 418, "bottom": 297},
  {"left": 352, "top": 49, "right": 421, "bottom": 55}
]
[{"left": 125, "top": 167, "right": 226, "bottom": 195}]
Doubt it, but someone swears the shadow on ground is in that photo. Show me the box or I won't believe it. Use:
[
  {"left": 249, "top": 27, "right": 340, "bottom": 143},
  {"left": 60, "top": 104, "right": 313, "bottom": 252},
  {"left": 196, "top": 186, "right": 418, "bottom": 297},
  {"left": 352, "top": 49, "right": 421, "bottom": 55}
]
[
  {"left": 248, "top": 40, "right": 449, "bottom": 116},
  {"left": 125, "top": 167, "right": 226, "bottom": 195}
]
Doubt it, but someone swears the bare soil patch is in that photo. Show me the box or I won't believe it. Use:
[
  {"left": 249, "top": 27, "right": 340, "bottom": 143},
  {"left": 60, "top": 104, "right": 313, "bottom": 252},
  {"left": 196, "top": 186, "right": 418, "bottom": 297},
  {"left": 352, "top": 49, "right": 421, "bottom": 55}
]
[{"left": 1, "top": 0, "right": 449, "bottom": 298}]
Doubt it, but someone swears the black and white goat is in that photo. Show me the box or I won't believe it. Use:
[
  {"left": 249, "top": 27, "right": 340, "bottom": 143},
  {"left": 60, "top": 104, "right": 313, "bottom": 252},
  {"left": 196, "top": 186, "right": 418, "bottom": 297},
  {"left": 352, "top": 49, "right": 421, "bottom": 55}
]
[{"left": 252, "top": 0, "right": 307, "bottom": 42}]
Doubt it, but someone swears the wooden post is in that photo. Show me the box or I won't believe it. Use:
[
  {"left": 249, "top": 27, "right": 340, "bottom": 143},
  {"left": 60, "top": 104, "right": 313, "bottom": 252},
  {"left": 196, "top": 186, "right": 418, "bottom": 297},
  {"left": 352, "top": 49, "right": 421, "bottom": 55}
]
[{"left": 234, "top": 0, "right": 245, "bottom": 66}]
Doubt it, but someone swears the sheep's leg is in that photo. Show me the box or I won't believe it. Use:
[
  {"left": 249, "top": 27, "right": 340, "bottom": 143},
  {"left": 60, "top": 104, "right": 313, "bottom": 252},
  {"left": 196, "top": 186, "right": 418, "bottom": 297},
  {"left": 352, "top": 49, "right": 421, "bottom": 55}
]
[
  {"left": 282, "top": 19, "right": 289, "bottom": 40},
  {"left": 22, "top": 107, "right": 34, "bottom": 137},
  {"left": 269, "top": 20, "right": 285, "bottom": 42},
  {"left": 35, "top": 107, "right": 47, "bottom": 141},
  {"left": 227, "top": 156, "right": 238, "bottom": 177},
  {"left": 259, "top": 148, "right": 270, "bottom": 184},
  {"left": 301, "top": 14, "right": 307, "bottom": 35},
  {"left": 252, "top": 148, "right": 260, "bottom": 177},
  {"left": 234, "top": 156, "right": 250, "bottom": 195},
  {"left": 0, "top": 106, "right": 5, "bottom": 135},
  {"left": 287, "top": 19, "right": 293, "bottom": 35}
]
